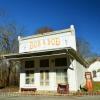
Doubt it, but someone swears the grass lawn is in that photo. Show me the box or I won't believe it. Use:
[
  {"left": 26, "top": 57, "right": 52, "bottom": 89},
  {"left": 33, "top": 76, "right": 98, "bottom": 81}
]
[{"left": 93, "top": 82, "right": 100, "bottom": 92}]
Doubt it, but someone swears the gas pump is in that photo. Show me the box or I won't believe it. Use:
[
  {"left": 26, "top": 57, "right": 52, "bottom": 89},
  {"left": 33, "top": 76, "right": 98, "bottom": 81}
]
[{"left": 85, "top": 72, "right": 93, "bottom": 92}]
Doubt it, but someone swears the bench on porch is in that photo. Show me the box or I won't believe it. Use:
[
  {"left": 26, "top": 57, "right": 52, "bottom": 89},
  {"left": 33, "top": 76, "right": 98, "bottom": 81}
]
[
  {"left": 57, "top": 84, "right": 69, "bottom": 94},
  {"left": 21, "top": 88, "right": 37, "bottom": 92}
]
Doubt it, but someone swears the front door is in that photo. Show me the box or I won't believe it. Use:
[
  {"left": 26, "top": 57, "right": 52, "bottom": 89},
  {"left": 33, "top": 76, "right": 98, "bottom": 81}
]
[{"left": 40, "top": 70, "right": 49, "bottom": 86}]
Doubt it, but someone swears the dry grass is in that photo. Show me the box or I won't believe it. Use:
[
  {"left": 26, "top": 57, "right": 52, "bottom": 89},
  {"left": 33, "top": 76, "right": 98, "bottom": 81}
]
[{"left": 0, "top": 86, "right": 19, "bottom": 92}]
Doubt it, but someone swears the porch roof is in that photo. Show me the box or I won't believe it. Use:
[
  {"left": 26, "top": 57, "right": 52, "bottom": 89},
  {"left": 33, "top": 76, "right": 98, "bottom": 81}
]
[{"left": 0, "top": 47, "right": 89, "bottom": 68}]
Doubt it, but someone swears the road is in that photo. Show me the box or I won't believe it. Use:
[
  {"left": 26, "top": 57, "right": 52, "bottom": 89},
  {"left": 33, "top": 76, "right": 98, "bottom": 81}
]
[{"left": 0, "top": 95, "right": 100, "bottom": 100}]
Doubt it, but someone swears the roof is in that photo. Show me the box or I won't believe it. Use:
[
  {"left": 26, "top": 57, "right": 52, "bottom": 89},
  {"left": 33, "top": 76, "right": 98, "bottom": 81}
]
[{"left": 0, "top": 47, "right": 89, "bottom": 68}]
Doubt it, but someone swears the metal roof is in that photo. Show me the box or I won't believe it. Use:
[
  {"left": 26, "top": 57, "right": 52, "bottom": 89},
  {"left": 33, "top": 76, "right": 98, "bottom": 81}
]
[{"left": 0, "top": 47, "right": 88, "bottom": 68}]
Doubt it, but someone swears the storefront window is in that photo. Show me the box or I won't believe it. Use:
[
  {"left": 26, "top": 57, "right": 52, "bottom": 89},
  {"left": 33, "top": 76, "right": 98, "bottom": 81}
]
[
  {"left": 25, "top": 61, "right": 34, "bottom": 68},
  {"left": 40, "top": 70, "right": 49, "bottom": 86},
  {"left": 56, "top": 69, "right": 67, "bottom": 84},
  {"left": 55, "top": 58, "right": 67, "bottom": 67},
  {"left": 25, "top": 70, "right": 34, "bottom": 84},
  {"left": 40, "top": 59, "right": 49, "bottom": 67}
]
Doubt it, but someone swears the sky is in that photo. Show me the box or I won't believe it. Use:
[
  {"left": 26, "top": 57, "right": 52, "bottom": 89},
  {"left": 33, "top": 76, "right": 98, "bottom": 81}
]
[{"left": 0, "top": 0, "right": 100, "bottom": 55}]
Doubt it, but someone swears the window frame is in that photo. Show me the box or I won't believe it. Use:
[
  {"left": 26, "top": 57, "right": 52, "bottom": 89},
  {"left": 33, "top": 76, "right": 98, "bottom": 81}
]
[
  {"left": 92, "top": 70, "right": 97, "bottom": 78},
  {"left": 40, "top": 59, "right": 49, "bottom": 67},
  {"left": 25, "top": 70, "right": 34, "bottom": 84},
  {"left": 55, "top": 57, "right": 67, "bottom": 67},
  {"left": 25, "top": 60, "right": 34, "bottom": 69},
  {"left": 56, "top": 69, "right": 68, "bottom": 84},
  {"left": 40, "top": 70, "right": 49, "bottom": 86}
]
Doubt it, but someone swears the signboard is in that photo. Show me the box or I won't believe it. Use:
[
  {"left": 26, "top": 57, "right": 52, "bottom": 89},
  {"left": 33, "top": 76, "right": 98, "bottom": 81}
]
[{"left": 19, "top": 31, "right": 75, "bottom": 53}]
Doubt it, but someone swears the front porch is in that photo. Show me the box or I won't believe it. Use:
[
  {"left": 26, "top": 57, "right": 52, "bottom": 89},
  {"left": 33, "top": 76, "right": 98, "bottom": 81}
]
[
  {"left": 19, "top": 49, "right": 70, "bottom": 92},
  {"left": 2, "top": 47, "right": 88, "bottom": 93}
]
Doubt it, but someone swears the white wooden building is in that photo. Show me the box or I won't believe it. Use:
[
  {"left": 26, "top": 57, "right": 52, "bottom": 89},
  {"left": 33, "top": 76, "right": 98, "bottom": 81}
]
[
  {"left": 88, "top": 58, "right": 100, "bottom": 82},
  {"left": 4, "top": 25, "right": 88, "bottom": 92}
]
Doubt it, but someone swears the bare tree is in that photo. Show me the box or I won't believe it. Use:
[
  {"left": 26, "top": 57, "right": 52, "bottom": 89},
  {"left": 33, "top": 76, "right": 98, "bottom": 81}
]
[
  {"left": 35, "top": 27, "right": 53, "bottom": 34},
  {"left": 0, "top": 23, "right": 24, "bottom": 87},
  {"left": 0, "top": 9, "right": 25, "bottom": 87},
  {"left": 0, "top": 23, "right": 24, "bottom": 54},
  {"left": 76, "top": 37, "right": 98, "bottom": 59}
]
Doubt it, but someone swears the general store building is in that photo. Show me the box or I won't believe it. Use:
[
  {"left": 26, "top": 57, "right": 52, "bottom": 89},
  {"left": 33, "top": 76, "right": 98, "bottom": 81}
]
[{"left": 4, "top": 25, "right": 88, "bottom": 92}]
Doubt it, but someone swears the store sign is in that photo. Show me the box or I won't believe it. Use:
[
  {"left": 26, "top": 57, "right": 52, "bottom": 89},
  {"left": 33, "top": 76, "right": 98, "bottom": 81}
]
[{"left": 19, "top": 33, "right": 70, "bottom": 53}]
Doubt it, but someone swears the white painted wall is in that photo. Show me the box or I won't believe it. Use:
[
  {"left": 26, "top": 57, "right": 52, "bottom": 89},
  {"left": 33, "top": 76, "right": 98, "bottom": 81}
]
[
  {"left": 67, "top": 59, "right": 86, "bottom": 92},
  {"left": 20, "top": 73, "right": 25, "bottom": 88},
  {"left": 67, "top": 60, "right": 77, "bottom": 91},
  {"left": 76, "top": 61, "right": 86, "bottom": 90},
  {"left": 88, "top": 61, "right": 100, "bottom": 81}
]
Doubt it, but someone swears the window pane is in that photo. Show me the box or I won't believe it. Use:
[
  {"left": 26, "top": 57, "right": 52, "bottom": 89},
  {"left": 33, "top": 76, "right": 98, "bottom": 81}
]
[
  {"left": 56, "top": 69, "right": 67, "bottom": 84},
  {"left": 45, "top": 81, "right": 49, "bottom": 86},
  {"left": 40, "top": 82, "right": 43, "bottom": 86},
  {"left": 40, "top": 71, "right": 44, "bottom": 80},
  {"left": 45, "top": 70, "right": 49, "bottom": 80},
  {"left": 93, "top": 70, "right": 96, "bottom": 77},
  {"left": 25, "top": 70, "right": 34, "bottom": 84},
  {"left": 40, "top": 59, "right": 49, "bottom": 67},
  {"left": 55, "top": 58, "right": 67, "bottom": 67},
  {"left": 40, "top": 70, "right": 49, "bottom": 86},
  {"left": 30, "top": 78, "right": 34, "bottom": 84},
  {"left": 25, "top": 61, "right": 34, "bottom": 68},
  {"left": 26, "top": 78, "right": 29, "bottom": 84}
]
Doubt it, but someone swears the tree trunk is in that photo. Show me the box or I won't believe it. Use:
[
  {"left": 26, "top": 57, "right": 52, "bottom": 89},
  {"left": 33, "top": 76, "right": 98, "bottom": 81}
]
[{"left": 6, "top": 67, "right": 10, "bottom": 87}]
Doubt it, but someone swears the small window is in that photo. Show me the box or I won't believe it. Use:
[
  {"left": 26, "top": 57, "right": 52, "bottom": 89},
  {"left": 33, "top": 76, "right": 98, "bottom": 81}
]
[
  {"left": 25, "top": 70, "right": 34, "bottom": 84},
  {"left": 40, "top": 59, "right": 49, "bottom": 67},
  {"left": 92, "top": 70, "right": 96, "bottom": 77},
  {"left": 55, "top": 58, "right": 67, "bottom": 67},
  {"left": 25, "top": 61, "right": 34, "bottom": 68}
]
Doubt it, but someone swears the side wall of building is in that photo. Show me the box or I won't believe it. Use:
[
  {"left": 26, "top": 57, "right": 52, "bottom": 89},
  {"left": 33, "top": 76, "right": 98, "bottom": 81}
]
[
  {"left": 67, "top": 60, "right": 78, "bottom": 91},
  {"left": 76, "top": 61, "right": 86, "bottom": 90},
  {"left": 67, "top": 59, "right": 86, "bottom": 92}
]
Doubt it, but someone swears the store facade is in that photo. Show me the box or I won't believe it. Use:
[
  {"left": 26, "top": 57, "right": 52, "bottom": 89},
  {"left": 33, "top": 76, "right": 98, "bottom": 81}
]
[{"left": 4, "top": 25, "right": 88, "bottom": 92}]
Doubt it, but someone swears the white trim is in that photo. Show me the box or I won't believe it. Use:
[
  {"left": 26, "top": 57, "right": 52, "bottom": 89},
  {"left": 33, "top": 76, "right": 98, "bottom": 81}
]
[{"left": 18, "top": 28, "right": 72, "bottom": 41}]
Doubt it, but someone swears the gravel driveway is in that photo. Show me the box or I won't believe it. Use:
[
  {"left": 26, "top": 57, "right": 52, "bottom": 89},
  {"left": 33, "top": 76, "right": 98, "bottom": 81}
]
[{"left": 0, "top": 95, "right": 100, "bottom": 100}]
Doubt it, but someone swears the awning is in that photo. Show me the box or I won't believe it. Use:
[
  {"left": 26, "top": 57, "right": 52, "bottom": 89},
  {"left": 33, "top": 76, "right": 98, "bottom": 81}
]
[{"left": 0, "top": 47, "right": 89, "bottom": 68}]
